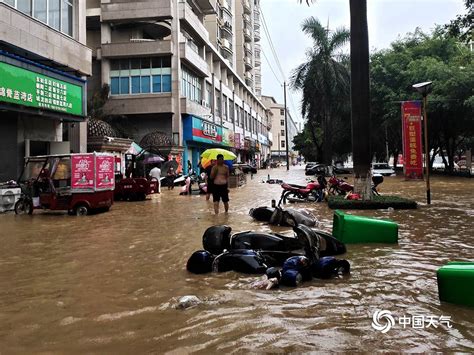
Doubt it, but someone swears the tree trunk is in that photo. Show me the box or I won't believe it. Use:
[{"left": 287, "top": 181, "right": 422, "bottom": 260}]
[
  {"left": 323, "top": 111, "right": 333, "bottom": 166},
  {"left": 350, "top": 0, "right": 372, "bottom": 199}
]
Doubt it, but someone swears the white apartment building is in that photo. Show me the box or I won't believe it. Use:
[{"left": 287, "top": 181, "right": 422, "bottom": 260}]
[
  {"left": 86, "top": 0, "right": 270, "bottom": 172},
  {"left": 204, "top": 0, "right": 262, "bottom": 97},
  {"left": 262, "top": 95, "right": 299, "bottom": 164}
]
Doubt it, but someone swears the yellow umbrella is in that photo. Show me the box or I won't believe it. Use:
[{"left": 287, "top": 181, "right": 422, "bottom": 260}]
[{"left": 201, "top": 148, "right": 236, "bottom": 161}]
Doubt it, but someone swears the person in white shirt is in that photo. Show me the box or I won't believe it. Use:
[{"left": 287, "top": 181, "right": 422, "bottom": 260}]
[{"left": 149, "top": 165, "right": 161, "bottom": 193}]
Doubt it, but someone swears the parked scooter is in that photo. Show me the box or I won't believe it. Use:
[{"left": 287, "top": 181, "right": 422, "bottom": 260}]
[
  {"left": 278, "top": 175, "right": 327, "bottom": 205},
  {"left": 328, "top": 174, "right": 384, "bottom": 196},
  {"left": 179, "top": 173, "right": 207, "bottom": 195}
]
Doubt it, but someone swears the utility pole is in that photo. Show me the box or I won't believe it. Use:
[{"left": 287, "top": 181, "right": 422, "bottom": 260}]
[{"left": 284, "top": 81, "right": 289, "bottom": 171}]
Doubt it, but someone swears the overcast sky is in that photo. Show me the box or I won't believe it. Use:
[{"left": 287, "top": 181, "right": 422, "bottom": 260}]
[{"left": 259, "top": 0, "right": 467, "bottom": 125}]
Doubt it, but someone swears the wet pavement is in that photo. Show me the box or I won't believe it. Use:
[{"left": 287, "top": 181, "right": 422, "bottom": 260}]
[{"left": 0, "top": 166, "right": 473, "bottom": 352}]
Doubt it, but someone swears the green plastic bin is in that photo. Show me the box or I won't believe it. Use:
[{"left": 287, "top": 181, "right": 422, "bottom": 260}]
[
  {"left": 332, "top": 210, "right": 398, "bottom": 244},
  {"left": 437, "top": 262, "right": 474, "bottom": 308}
]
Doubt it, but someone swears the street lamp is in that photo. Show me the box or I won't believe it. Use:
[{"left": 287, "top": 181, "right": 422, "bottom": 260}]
[{"left": 412, "top": 81, "right": 432, "bottom": 204}]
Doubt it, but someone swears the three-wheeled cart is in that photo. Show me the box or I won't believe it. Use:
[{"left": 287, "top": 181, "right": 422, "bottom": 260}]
[{"left": 15, "top": 153, "right": 115, "bottom": 216}]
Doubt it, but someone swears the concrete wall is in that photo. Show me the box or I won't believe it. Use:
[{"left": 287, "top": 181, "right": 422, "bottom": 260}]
[
  {"left": 0, "top": 3, "right": 92, "bottom": 75},
  {"left": 101, "top": 39, "right": 173, "bottom": 58},
  {"left": 101, "top": 1, "right": 173, "bottom": 22},
  {"left": 104, "top": 94, "right": 173, "bottom": 115}
]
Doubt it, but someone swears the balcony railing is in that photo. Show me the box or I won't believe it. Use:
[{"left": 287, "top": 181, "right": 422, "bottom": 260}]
[
  {"left": 244, "top": 56, "right": 253, "bottom": 69},
  {"left": 219, "top": 0, "right": 232, "bottom": 16},
  {"left": 243, "top": 28, "right": 252, "bottom": 42},
  {"left": 243, "top": 14, "right": 251, "bottom": 26},
  {"left": 254, "top": 29, "right": 261, "bottom": 41},
  {"left": 220, "top": 38, "right": 233, "bottom": 54},
  {"left": 242, "top": 0, "right": 251, "bottom": 14}
]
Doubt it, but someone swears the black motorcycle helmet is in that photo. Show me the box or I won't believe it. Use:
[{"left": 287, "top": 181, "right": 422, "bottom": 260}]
[
  {"left": 202, "top": 225, "right": 232, "bottom": 254},
  {"left": 266, "top": 267, "right": 282, "bottom": 280},
  {"left": 186, "top": 250, "right": 215, "bottom": 274}
]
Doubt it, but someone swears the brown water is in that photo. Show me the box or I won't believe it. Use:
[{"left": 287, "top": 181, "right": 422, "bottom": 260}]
[{"left": 0, "top": 166, "right": 473, "bottom": 353}]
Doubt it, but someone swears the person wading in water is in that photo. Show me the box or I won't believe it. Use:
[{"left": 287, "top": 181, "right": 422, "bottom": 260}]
[{"left": 210, "top": 154, "right": 230, "bottom": 214}]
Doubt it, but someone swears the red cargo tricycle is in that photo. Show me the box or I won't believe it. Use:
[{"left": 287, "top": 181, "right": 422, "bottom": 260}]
[{"left": 15, "top": 153, "right": 115, "bottom": 216}]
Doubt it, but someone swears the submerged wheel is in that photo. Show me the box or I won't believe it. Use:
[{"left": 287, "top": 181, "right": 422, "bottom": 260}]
[
  {"left": 14, "top": 199, "right": 33, "bottom": 215},
  {"left": 75, "top": 204, "right": 89, "bottom": 216}
]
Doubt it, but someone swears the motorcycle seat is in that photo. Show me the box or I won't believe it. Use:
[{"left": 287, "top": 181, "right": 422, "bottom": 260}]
[{"left": 288, "top": 184, "right": 307, "bottom": 189}]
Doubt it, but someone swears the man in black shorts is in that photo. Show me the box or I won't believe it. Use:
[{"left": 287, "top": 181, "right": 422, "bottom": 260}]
[{"left": 210, "top": 154, "right": 230, "bottom": 214}]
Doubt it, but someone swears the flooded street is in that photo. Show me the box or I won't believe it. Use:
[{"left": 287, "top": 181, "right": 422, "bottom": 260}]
[{"left": 0, "top": 166, "right": 473, "bottom": 353}]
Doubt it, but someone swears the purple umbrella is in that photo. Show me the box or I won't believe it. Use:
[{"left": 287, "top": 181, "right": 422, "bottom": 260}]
[{"left": 144, "top": 154, "right": 164, "bottom": 164}]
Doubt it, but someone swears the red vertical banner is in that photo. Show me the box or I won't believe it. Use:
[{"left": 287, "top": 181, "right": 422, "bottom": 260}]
[
  {"left": 401, "top": 101, "right": 423, "bottom": 180},
  {"left": 95, "top": 154, "right": 115, "bottom": 190}
]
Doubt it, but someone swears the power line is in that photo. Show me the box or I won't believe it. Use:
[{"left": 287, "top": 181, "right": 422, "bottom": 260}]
[
  {"left": 259, "top": 4, "right": 286, "bottom": 81},
  {"left": 262, "top": 49, "right": 282, "bottom": 86}
]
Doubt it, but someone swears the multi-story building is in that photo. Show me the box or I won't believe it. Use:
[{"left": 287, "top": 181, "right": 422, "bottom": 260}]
[
  {"left": 205, "top": 0, "right": 261, "bottom": 97},
  {"left": 0, "top": 0, "right": 91, "bottom": 181},
  {"left": 86, "top": 0, "right": 270, "bottom": 172},
  {"left": 262, "top": 95, "right": 299, "bottom": 164}
]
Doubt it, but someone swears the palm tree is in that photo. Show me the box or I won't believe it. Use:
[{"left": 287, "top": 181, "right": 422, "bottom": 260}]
[
  {"left": 290, "top": 17, "right": 350, "bottom": 166},
  {"left": 300, "top": 0, "right": 372, "bottom": 198}
]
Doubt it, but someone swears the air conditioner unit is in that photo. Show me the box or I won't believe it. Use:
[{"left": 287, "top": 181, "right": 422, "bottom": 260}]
[{"left": 0, "top": 187, "right": 21, "bottom": 213}]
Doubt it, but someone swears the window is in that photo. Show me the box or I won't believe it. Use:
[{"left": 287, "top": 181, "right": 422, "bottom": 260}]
[
  {"left": 120, "top": 77, "right": 129, "bottom": 94},
  {"left": 181, "top": 66, "right": 202, "bottom": 104},
  {"left": 141, "top": 76, "right": 150, "bottom": 93},
  {"left": 110, "top": 57, "right": 172, "bottom": 95},
  {"left": 281, "top": 130, "right": 285, "bottom": 136},
  {"left": 223, "top": 95, "right": 228, "bottom": 119},
  {"left": 48, "top": 0, "right": 60, "bottom": 30},
  {"left": 61, "top": 0, "right": 73, "bottom": 36},
  {"left": 280, "top": 119, "right": 284, "bottom": 126},
  {"left": 4, "top": 0, "right": 74, "bottom": 36},
  {"left": 280, "top": 108, "right": 285, "bottom": 115},
  {"left": 17, "top": 0, "right": 31, "bottom": 14},
  {"left": 216, "top": 93, "right": 221, "bottom": 117},
  {"left": 110, "top": 77, "right": 119, "bottom": 95},
  {"left": 34, "top": 0, "right": 47, "bottom": 23},
  {"left": 229, "top": 99, "right": 234, "bottom": 123},
  {"left": 281, "top": 140, "right": 286, "bottom": 148},
  {"left": 152, "top": 75, "right": 162, "bottom": 93}
]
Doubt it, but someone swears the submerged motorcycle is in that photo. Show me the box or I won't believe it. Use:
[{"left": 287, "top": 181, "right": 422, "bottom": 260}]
[
  {"left": 249, "top": 206, "right": 317, "bottom": 227},
  {"left": 278, "top": 175, "right": 327, "bottom": 205},
  {"left": 187, "top": 224, "right": 347, "bottom": 274}
]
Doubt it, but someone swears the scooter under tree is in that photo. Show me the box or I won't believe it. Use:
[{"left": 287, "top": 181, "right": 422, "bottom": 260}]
[
  {"left": 277, "top": 175, "right": 328, "bottom": 205},
  {"left": 328, "top": 174, "right": 384, "bottom": 196}
]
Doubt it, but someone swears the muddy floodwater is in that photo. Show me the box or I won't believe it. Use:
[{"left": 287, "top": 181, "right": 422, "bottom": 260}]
[{"left": 0, "top": 166, "right": 473, "bottom": 352}]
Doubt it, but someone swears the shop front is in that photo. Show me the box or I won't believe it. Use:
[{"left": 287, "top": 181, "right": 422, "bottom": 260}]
[
  {"left": 0, "top": 52, "right": 86, "bottom": 181},
  {"left": 182, "top": 115, "right": 234, "bottom": 174}
]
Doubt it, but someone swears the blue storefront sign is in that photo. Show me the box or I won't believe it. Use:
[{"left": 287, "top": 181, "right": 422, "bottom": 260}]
[{"left": 182, "top": 115, "right": 234, "bottom": 173}]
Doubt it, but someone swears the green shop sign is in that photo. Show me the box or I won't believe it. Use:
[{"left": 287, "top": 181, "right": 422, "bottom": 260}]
[{"left": 0, "top": 61, "right": 84, "bottom": 116}]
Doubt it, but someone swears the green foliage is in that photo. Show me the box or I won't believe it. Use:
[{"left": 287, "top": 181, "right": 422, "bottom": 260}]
[
  {"left": 370, "top": 29, "right": 474, "bottom": 171},
  {"left": 443, "top": 0, "right": 473, "bottom": 43},
  {"left": 291, "top": 17, "right": 351, "bottom": 164}
]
